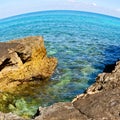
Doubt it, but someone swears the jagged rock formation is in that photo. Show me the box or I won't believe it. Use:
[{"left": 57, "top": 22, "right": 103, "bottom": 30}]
[
  {"left": 34, "top": 61, "right": 120, "bottom": 120},
  {"left": 0, "top": 36, "right": 57, "bottom": 92}
]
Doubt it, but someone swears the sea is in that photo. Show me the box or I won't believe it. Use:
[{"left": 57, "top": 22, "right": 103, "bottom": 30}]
[{"left": 0, "top": 10, "right": 120, "bottom": 117}]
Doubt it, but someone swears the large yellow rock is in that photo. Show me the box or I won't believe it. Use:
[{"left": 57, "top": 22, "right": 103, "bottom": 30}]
[{"left": 0, "top": 36, "right": 57, "bottom": 92}]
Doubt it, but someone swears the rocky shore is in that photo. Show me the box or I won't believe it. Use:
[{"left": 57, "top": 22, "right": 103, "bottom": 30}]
[
  {"left": 1, "top": 61, "right": 120, "bottom": 120},
  {"left": 0, "top": 36, "right": 120, "bottom": 120},
  {"left": 34, "top": 61, "right": 120, "bottom": 120},
  {"left": 0, "top": 36, "right": 57, "bottom": 92}
]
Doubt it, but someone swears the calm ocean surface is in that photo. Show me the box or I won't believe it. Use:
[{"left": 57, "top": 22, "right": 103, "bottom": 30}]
[{"left": 0, "top": 10, "right": 120, "bottom": 117}]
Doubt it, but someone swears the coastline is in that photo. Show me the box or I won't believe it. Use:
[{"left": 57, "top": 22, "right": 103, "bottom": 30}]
[
  {"left": 0, "top": 60, "right": 119, "bottom": 120},
  {"left": 0, "top": 12, "right": 120, "bottom": 118},
  {"left": 34, "top": 60, "right": 120, "bottom": 120},
  {"left": 1, "top": 11, "right": 120, "bottom": 120},
  {"left": 0, "top": 37, "right": 120, "bottom": 120}
]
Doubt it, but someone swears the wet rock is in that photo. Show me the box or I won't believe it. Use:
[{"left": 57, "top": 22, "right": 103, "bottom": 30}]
[{"left": 0, "top": 36, "right": 57, "bottom": 92}]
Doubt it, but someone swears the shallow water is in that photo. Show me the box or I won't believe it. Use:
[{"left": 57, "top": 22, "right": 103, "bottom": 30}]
[{"left": 0, "top": 10, "right": 120, "bottom": 118}]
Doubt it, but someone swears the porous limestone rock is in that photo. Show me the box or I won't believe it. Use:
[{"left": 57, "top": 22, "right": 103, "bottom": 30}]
[{"left": 0, "top": 36, "right": 57, "bottom": 92}]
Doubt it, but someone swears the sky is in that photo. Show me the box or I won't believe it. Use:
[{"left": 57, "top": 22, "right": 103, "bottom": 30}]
[{"left": 0, "top": 0, "right": 120, "bottom": 19}]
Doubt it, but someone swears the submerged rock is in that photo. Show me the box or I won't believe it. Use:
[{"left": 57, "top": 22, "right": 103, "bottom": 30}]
[{"left": 0, "top": 36, "right": 57, "bottom": 92}]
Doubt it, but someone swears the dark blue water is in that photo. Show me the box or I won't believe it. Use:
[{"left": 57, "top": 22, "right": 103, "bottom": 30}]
[{"left": 0, "top": 10, "right": 120, "bottom": 117}]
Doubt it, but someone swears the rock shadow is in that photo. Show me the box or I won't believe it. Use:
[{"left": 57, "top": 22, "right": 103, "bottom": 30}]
[
  {"left": 102, "top": 45, "right": 120, "bottom": 73},
  {"left": 87, "top": 45, "right": 120, "bottom": 86}
]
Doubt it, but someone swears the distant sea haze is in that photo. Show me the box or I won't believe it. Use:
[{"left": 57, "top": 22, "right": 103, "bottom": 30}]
[{"left": 0, "top": 10, "right": 120, "bottom": 116}]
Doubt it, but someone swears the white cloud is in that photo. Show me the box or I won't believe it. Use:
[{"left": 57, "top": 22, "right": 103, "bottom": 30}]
[{"left": 92, "top": 2, "right": 97, "bottom": 6}]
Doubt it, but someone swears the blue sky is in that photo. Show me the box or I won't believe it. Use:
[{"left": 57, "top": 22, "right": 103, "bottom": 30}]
[{"left": 0, "top": 0, "right": 120, "bottom": 18}]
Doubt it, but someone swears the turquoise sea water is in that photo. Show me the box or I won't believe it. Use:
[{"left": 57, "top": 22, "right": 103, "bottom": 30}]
[{"left": 0, "top": 10, "right": 120, "bottom": 117}]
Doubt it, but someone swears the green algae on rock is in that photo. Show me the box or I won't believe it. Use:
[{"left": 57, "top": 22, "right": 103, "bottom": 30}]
[{"left": 0, "top": 36, "right": 57, "bottom": 92}]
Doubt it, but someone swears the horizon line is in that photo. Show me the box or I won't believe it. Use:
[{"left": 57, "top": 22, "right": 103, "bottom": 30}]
[{"left": 0, "top": 9, "right": 120, "bottom": 21}]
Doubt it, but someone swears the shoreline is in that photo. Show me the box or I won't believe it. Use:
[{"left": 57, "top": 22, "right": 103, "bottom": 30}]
[
  {"left": 0, "top": 36, "right": 119, "bottom": 120},
  {"left": 34, "top": 60, "right": 120, "bottom": 120},
  {"left": 0, "top": 60, "right": 119, "bottom": 120}
]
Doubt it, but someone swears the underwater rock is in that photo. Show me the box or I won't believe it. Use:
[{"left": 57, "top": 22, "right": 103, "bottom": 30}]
[
  {"left": 0, "top": 36, "right": 57, "bottom": 92},
  {"left": 34, "top": 61, "right": 120, "bottom": 120}
]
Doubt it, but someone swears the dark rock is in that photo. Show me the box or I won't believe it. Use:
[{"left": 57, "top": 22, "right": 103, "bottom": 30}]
[{"left": 103, "top": 62, "right": 116, "bottom": 73}]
